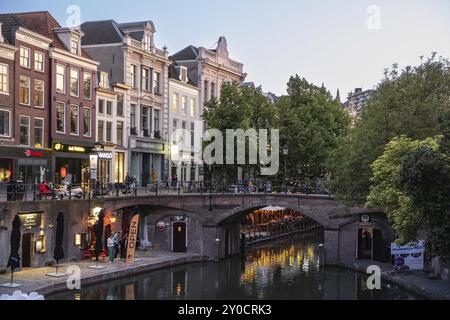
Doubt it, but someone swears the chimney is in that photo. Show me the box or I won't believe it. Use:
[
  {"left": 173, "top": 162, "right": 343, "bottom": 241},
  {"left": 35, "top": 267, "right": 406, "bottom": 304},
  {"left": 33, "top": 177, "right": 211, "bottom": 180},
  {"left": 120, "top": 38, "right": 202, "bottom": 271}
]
[{"left": 0, "top": 23, "right": 4, "bottom": 42}]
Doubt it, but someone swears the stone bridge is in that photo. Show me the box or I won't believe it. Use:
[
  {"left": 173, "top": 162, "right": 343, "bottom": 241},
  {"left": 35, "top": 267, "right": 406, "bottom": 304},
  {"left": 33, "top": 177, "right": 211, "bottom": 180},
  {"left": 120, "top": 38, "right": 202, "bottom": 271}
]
[{"left": 0, "top": 194, "right": 386, "bottom": 270}]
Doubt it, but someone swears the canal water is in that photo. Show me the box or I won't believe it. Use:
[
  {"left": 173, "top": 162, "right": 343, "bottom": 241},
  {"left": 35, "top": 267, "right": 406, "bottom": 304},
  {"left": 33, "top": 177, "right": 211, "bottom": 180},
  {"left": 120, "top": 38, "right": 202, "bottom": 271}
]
[{"left": 48, "top": 234, "right": 421, "bottom": 300}]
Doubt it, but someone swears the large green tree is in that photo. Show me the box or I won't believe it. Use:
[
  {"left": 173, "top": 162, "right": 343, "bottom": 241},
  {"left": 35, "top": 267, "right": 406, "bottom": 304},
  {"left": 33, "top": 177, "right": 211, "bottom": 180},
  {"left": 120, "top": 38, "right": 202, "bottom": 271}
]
[
  {"left": 276, "top": 76, "right": 350, "bottom": 181},
  {"left": 202, "top": 83, "right": 276, "bottom": 180},
  {"left": 328, "top": 55, "right": 450, "bottom": 202},
  {"left": 366, "top": 136, "right": 439, "bottom": 244}
]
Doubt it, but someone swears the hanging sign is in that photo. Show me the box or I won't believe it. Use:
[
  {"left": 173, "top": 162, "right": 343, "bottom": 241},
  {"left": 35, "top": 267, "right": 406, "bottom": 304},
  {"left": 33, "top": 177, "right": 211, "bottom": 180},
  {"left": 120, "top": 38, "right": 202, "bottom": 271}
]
[
  {"left": 156, "top": 221, "right": 166, "bottom": 232},
  {"left": 126, "top": 214, "right": 140, "bottom": 265}
]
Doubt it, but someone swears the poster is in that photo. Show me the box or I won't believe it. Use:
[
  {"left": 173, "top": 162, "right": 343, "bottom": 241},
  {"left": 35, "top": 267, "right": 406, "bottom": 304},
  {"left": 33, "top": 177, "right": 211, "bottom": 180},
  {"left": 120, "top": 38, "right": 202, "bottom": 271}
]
[{"left": 391, "top": 240, "right": 425, "bottom": 271}]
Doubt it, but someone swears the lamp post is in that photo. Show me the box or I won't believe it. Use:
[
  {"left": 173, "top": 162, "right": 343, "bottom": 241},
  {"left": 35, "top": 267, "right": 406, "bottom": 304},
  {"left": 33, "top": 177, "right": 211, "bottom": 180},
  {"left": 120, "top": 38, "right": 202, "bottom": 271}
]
[
  {"left": 93, "top": 141, "right": 104, "bottom": 196},
  {"left": 283, "top": 145, "right": 289, "bottom": 193}
]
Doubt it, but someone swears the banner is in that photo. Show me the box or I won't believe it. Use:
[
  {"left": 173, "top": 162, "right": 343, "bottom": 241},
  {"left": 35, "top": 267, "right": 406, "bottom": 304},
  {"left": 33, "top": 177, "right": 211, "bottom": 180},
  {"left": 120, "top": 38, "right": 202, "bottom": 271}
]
[
  {"left": 391, "top": 240, "right": 425, "bottom": 271},
  {"left": 126, "top": 214, "right": 140, "bottom": 265},
  {"left": 89, "top": 155, "right": 98, "bottom": 180}
]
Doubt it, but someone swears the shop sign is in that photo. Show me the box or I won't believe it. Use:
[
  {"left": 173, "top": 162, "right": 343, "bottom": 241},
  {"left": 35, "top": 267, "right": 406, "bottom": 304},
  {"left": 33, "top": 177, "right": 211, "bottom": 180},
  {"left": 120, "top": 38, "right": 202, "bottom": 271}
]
[
  {"left": 89, "top": 155, "right": 98, "bottom": 180},
  {"left": 24, "top": 149, "right": 44, "bottom": 158},
  {"left": 170, "top": 216, "right": 188, "bottom": 222},
  {"left": 359, "top": 214, "right": 372, "bottom": 227},
  {"left": 126, "top": 214, "right": 140, "bottom": 264},
  {"left": 98, "top": 151, "right": 113, "bottom": 160},
  {"left": 53, "top": 143, "right": 89, "bottom": 153},
  {"left": 19, "top": 212, "right": 42, "bottom": 229},
  {"left": 391, "top": 241, "right": 425, "bottom": 271},
  {"left": 156, "top": 221, "right": 166, "bottom": 232}
]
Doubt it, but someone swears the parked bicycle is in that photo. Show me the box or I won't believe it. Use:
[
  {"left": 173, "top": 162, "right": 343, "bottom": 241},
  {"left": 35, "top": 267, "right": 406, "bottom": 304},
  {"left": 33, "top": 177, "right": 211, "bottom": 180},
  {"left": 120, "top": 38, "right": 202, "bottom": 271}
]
[{"left": 146, "top": 181, "right": 171, "bottom": 195}]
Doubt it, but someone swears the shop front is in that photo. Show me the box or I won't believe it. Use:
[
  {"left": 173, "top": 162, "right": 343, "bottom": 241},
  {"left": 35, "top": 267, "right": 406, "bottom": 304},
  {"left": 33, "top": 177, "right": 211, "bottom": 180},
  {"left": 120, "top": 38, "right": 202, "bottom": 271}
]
[
  {"left": 0, "top": 147, "right": 51, "bottom": 189},
  {"left": 52, "top": 142, "right": 94, "bottom": 187},
  {"left": 130, "top": 139, "right": 166, "bottom": 186}
]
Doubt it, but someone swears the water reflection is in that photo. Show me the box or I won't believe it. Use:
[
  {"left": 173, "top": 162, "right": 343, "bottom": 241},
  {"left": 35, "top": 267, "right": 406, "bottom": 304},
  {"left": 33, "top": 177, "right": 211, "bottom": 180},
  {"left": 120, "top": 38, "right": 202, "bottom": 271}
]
[{"left": 48, "top": 235, "right": 420, "bottom": 300}]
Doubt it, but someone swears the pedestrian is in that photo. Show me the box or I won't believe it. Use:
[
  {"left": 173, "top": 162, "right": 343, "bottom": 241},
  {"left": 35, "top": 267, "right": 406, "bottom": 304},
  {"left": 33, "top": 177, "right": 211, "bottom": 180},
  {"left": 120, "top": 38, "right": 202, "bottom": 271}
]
[
  {"left": 119, "top": 234, "right": 127, "bottom": 260},
  {"left": 107, "top": 234, "right": 115, "bottom": 263},
  {"left": 113, "top": 232, "right": 120, "bottom": 259}
]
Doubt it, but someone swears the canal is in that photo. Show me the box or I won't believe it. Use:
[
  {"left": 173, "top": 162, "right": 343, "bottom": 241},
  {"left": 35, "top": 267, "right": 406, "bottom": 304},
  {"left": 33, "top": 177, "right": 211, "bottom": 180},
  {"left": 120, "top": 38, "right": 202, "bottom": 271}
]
[{"left": 48, "top": 234, "right": 421, "bottom": 300}]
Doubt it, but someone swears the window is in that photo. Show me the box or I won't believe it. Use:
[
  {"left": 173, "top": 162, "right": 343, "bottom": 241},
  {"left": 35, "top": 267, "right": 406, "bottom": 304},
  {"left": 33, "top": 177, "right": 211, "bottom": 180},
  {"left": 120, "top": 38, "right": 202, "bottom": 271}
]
[
  {"left": 154, "top": 109, "right": 160, "bottom": 132},
  {"left": 181, "top": 96, "right": 187, "bottom": 115},
  {"left": 56, "top": 64, "right": 65, "bottom": 93},
  {"left": 204, "top": 80, "right": 209, "bottom": 102},
  {"left": 130, "top": 64, "right": 137, "bottom": 88},
  {"left": 70, "top": 105, "right": 79, "bottom": 135},
  {"left": 190, "top": 98, "right": 196, "bottom": 117},
  {"left": 19, "top": 116, "right": 30, "bottom": 145},
  {"left": 130, "top": 104, "right": 136, "bottom": 128},
  {"left": 106, "top": 101, "right": 112, "bottom": 116},
  {"left": 172, "top": 119, "right": 178, "bottom": 144},
  {"left": 142, "top": 68, "right": 150, "bottom": 91},
  {"left": 56, "top": 103, "right": 65, "bottom": 133},
  {"left": 20, "top": 47, "right": 30, "bottom": 68},
  {"left": 0, "top": 109, "right": 11, "bottom": 137},
  {"left": 98, "top": 120, "right": 104, "bottom": 141},
  {"left": 34, "top": 52, "right": 44, "bottom": 72},
  {"left": 153, "top": 71, "right": 161, "bottom": 94},
  {"left": 172, "top": 93, "right": 178, "bottom": 113},
  {"left": 115, "top": 152, "right": 125, "bottom": 183},
  {"left": 98, "top": 99, "right": 104, "bottom": 114},
  {"left": 106, "top": 122, "right": 112, "bottom": 142},
  {"left": 20, "top": 76, "right": 30, "bottom": 105},
  {"left": 0, "top": 64, "right": 8, "bottom": 94},
  {"left": 117, "top": 93, "right": 124, "bottom": 116},
  {"left": 141, "top": 106, "right": 148, "bottom": 132},
  {"left": 34, "top": 80, "right": 44, "bottom": 108},
  {"left": 191, "top": 122, "right": 195, "bottom": 147},
  {"left": 70, "top": 69, "right": 79, "bottom": 96},
  {"left": 144, "top": 34, "right": 152, "bottom": 51},
  {"left": 70, "top": 39, "right": 79, "bottom": 55},
  {"left": 180, "top": 66, "right": 188, "bottom": 82},
  {"left": 211, "top": 82, "right": 216, "bottom": 98},
  {"left": 117, "top": 121, "right": 123, "bottom": 146},
  {"left": 99, "top": 72, "right": 109, "bottom": 89},
  {"left": 83, "top": 73, "right": 92, "bottom": 99},
  {"left": 83, "top": 108, "right": 91, "bottom": 136},
  {"left": 34, "top": 118, "right": 44, "bottom": 147}
]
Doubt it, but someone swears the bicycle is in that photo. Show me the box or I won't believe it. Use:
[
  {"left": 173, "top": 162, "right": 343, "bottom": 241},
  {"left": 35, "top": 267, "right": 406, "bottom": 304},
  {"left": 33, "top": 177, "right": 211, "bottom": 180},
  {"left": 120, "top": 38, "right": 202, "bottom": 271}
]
[{"left": 145, "top": 182, "right": 170, "bottom": 195}]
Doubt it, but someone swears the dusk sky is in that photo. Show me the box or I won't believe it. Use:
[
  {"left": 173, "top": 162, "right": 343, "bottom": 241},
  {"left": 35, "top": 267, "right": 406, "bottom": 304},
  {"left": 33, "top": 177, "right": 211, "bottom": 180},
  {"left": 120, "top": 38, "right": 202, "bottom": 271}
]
[{"left": 2, "top": 0, "right": 450, "bottom": 98}]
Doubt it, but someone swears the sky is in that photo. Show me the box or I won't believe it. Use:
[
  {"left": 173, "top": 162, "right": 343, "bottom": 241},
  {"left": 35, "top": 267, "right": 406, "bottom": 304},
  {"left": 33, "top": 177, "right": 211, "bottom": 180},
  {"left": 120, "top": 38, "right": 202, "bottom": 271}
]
[{"left": 2, "top": 0, "right": 450, "bottom": 98}]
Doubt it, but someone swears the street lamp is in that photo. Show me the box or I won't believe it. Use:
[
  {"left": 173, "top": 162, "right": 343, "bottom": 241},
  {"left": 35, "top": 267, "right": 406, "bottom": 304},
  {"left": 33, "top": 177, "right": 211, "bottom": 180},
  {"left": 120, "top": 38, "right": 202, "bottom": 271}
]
[{"left": 283, "top": 145, "right": 289, "bottom": 193}]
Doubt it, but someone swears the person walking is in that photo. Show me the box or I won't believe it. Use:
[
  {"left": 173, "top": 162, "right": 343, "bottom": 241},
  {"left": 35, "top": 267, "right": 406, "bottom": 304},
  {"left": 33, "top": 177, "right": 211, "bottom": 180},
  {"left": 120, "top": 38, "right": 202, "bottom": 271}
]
[
  {"left": 107, "top": 234, "right": 115, "bottom": 263},
  {"left": 113, "top": 232, "right": 120, "bottom": 259},
  {"left": 119, "top": 234, "right": 127, "bottom": 260}
]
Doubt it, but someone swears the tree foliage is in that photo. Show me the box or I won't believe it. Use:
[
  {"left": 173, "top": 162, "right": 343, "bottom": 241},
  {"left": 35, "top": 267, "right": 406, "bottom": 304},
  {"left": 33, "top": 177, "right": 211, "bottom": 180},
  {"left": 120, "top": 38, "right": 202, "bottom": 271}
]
[
  {"left": 366, "top": 136, "right": 439, "bottom": 244},
  {"left": 328, "top": 55, "right": 450, "bottom": 202},
  {"left": 276, "top": 75, "right": 351, "bottom": 180}
]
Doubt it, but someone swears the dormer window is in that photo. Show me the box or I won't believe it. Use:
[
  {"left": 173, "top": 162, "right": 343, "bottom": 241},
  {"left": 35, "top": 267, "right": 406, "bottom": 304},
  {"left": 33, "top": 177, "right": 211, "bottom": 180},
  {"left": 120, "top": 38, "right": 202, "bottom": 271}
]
[
  {"left": 99, "top": 72, "right": 110, "bottom": 89},
  {"left": 144, "top": 34, "right": 152, "bottom": 51},
  {"left": 70, "top": 39, "right": 79, "bottom": 55},
  {"left": 179, "top": 66, "right": 188, "bottom": 83}
]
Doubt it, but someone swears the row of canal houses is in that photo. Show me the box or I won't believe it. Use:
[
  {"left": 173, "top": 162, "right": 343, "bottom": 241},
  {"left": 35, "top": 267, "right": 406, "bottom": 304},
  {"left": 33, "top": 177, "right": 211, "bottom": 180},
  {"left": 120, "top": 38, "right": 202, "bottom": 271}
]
[{"left": 0, "top": 11, "right": 246, "bottom": 188}]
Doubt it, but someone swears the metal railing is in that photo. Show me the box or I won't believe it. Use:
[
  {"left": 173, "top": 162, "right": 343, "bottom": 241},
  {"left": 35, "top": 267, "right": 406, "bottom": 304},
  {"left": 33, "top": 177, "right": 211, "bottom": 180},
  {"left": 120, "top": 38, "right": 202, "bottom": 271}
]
[{"left": 0, "top": 179, "right": 330, "bottom": 203}]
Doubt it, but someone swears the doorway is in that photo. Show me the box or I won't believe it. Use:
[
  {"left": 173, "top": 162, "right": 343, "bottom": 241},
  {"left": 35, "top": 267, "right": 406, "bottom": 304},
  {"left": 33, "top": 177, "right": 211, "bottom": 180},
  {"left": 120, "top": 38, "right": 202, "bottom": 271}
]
[
  {"left": 22, "top": 233, "right": 34, "bottom": 268},
  {"left": 172, "top": 222, "right": 187, "bottom": 252},
  {"left": 357, "top": 228, "right": 373, "bottom": 260}
]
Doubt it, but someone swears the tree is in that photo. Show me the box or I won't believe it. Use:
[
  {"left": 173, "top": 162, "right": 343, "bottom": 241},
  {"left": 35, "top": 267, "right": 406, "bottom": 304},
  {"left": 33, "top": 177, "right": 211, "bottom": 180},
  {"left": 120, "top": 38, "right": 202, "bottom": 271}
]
[
  {"left": 328, "top": 54, "right": 450, "bottom": 202},
  {"left": 202, "top": 83, "right": 276, "bottom": 180},
  {"left": 396, "top": 115, "right": 450, "bottom": 261},
  {"left": 366, "top": 136, "right": 439, "bottom": 244},
  {"left": 276, "top": 75, "right": 350, "bottom": 181}
]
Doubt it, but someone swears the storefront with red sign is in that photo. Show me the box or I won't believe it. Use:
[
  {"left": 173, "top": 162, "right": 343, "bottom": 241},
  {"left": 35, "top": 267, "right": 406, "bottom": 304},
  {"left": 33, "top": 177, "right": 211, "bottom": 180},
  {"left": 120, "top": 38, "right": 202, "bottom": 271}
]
[{"left": 0, "top": 146, "right": 51, "bottom": 187}]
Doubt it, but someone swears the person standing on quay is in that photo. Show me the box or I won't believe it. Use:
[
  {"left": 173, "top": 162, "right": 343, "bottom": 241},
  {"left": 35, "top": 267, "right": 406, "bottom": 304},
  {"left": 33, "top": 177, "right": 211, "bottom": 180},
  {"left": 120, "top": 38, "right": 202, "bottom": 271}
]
[{"left": 107, "top": 234, "right": 115, "bottom": 263}]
